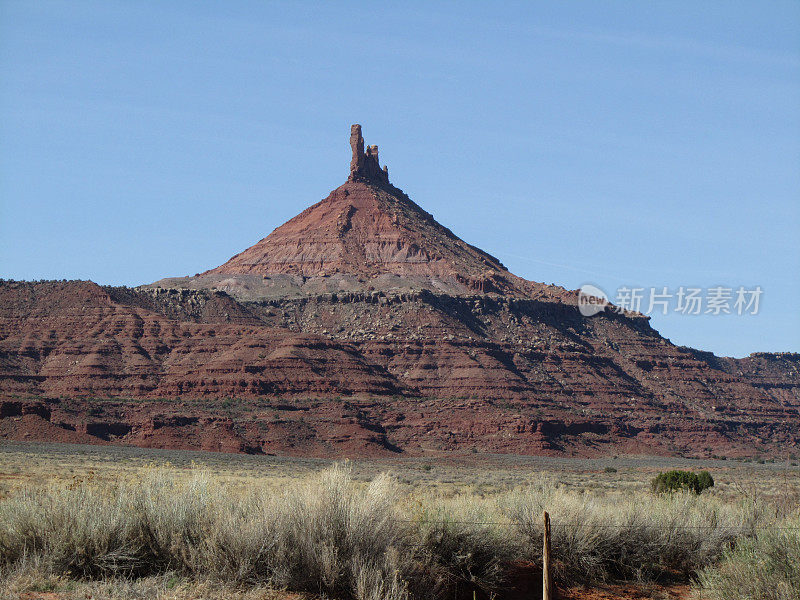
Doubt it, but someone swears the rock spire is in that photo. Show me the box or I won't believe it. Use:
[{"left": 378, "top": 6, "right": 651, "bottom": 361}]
[{"left": 348, "top": 124, "right": 389, "bottom": 184}]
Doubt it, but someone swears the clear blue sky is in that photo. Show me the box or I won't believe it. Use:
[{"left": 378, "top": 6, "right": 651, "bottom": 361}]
[{"left": 1, "top": 1, "right": 798, "bottom": 358}]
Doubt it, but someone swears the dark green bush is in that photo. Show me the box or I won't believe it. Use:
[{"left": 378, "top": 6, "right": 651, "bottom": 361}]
[
  {"left": 651, "top": 470, "right": 714, "bottom": 495},
  {"left": 696, "top": 470, "right": 714, "bottom": 492}
]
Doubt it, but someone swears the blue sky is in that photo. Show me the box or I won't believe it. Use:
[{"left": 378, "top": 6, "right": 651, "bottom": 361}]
[{"left": 1, "top": 1, "right": 798, "bottom": 358}]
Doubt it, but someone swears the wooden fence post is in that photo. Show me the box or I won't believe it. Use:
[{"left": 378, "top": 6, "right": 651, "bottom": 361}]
[{"left": 543, "top": 510, "right": 553, "bottom": 600}]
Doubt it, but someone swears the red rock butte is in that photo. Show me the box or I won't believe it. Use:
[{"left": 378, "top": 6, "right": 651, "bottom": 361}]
[
  {"left": 200, "top": 124, "right": 539, "bottom": 297},
  {"left": 1, "top": 125, "right": 798, "bottom": 458}
]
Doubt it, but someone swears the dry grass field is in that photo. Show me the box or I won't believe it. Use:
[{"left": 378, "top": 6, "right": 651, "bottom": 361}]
[
  {"left": 1, "top": 441, "right": 798, "bottom": 600},
  {"left": 3, "top": 441, "right": 799, "bottom": 501}
]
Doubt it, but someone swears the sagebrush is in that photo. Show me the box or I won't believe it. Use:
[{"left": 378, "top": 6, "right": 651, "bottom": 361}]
[{"left": 0, "top": 465, "right": 795, "bottom": 599}]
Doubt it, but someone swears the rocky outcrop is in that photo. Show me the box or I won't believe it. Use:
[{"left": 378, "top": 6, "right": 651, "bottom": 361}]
[
  {"left": 348, "top": 124, "right": 389, "bottom": 185},
  {"left": 1, "top": 392, "right": 796, "bottom": 458}
]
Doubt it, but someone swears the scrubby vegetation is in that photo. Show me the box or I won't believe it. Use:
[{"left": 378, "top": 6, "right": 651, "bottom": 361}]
[
  {"left": 504, "top": 476, "right": 752, "bottom": 582},
  {"left": 697, "top": 516, "right": 800, "bottom": 600},
  {"left": 0, "top": 467, "right": 415, "bottom": 599},
  {"left": 651, "top": 469, "right": 715, "bottom": 495},
  {"left": 1, "top": 464, "right": 797, "bottom": 599}
]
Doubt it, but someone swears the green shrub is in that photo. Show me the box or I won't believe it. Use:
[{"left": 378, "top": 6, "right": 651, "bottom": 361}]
[
  {"left": 697, "top": 471, "right": 715, "bottom": 492},
  {"left": 651, "top": 470, "right": 714, "bottom": 495}
]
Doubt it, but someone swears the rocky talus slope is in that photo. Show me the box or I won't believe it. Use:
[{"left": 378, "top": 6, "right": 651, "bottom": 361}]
[{"left": 1, "top": 125, "right": 798, "bottom": 457}]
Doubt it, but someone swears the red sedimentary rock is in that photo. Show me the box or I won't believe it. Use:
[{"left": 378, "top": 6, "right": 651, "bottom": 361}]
[
  {"left": 1, "top": 126, "right": 798, "bottom": 458},
  {"left": 348, "top": 123, "right": 389, "bottom": 185}
]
